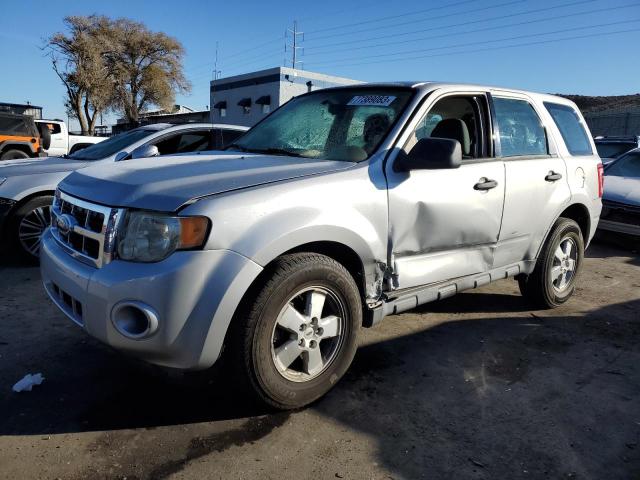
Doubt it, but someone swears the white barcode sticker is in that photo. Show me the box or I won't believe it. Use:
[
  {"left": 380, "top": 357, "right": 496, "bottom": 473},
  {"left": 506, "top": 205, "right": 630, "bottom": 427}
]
[{"left": 347, "top": 95, "right": 396, "bottom": 107}]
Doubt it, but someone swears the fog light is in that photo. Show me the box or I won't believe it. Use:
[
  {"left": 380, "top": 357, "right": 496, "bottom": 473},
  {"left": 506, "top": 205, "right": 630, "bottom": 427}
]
[{"left": 111, "top": 301, "right": 159, "bottom": 339}]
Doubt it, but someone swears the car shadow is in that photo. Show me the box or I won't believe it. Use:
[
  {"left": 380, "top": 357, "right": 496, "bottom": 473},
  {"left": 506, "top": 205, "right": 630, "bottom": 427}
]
[
  {"left": 313, "top": 297, "right": 640, "bottom": 479},
  {"left": 0, "top": 340, "right": 273, "bottom": 436}
]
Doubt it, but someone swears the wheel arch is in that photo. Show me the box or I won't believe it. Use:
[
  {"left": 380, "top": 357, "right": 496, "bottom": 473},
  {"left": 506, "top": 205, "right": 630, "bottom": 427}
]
[
  {"left": 0, "top": 142, "right": 35, "bottom": 157},
  {"left": 558, "top": 203, "right": 591, "bottom": 242},
  {"left": 533, "top": 202, "right": 591, "bottom": 262}
]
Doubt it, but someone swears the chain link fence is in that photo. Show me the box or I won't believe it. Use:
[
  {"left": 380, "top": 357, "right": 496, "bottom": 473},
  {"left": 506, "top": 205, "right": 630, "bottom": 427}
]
[{"left": 585, "top": 111, "right": 640, "bottom": 137}]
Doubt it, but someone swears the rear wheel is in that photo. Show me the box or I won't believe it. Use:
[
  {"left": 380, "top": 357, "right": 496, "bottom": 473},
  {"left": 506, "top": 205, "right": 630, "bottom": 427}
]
[
  {"left": 518, "top": 217, "right": 584, "bottom": 308},
  {"left": 1, "top": 149, "right": 29, "bottom": 160},
  {"left": 9, "top": 196, "right": 53, "bottom": 262},
  {"left": 229, "top": 253, "right": 361, "bottom": 409}
]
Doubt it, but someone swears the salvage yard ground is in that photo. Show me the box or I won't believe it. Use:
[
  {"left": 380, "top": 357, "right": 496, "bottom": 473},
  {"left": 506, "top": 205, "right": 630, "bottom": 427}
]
[{"left": 0, "top": 235, "right": 639, "bottom": 480}]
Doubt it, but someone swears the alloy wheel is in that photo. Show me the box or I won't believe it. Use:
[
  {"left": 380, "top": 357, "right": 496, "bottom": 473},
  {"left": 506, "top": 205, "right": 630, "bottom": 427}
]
[
  {"left": 18, "top": 205, "right": 51, "bottom": 257},
  {"left": 270, "top": 286, "right": 346, "bottom": 382}
]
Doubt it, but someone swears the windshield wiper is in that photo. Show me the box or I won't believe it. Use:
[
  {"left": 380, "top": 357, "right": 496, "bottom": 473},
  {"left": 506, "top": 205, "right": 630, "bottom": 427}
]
[
  {"left": 250, "top": 147, "right": 304, "bottom": 158},
  {"left": 224, "top": 144, "right": 304, "bottom": 158}
]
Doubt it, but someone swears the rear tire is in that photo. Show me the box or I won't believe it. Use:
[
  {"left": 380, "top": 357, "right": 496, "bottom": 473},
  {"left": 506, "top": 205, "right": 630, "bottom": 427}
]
[
  {"left": 1, "top": 149, "right": 29, "bottom": 160},
  {"left": 518, "top": 217, "right": 584, "bottom": 308},
  {"left": 9, "top": 195, "right": 53, "bottom": 263},
  {"left": 228, "top": 253, "right": 361, "bottom": 409}
]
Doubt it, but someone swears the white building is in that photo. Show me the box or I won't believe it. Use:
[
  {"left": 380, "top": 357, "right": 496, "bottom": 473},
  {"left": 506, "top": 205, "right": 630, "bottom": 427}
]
[{"left": 210, "top": 67, "right": 361, "bottom": 127}]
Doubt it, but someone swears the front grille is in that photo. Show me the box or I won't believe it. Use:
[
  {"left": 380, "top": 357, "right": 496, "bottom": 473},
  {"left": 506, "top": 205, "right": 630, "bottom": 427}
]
[{"left": 50, "top": 191, "right": 124, "bottom": 268}]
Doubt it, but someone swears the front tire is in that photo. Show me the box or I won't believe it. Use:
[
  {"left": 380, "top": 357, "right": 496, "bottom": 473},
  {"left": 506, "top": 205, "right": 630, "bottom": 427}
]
[
  {"left": 518, "top": 217, "right": 584, "bottom": 308},
  {"left": 9, "top": 195, "right": 53, "bottom": 262},
  {"left": 1, "top": 149, "right": 29, "bottom": 160},
  {"left": 229, "top": 253, "right": 362, "bottom": 409}
]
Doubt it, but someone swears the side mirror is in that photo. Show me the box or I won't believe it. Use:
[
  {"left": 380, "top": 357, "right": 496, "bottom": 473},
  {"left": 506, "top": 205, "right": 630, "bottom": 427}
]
[
  {"left": 114, "top": 151, "right": 129, "bottom": 162},
  {"left": 394, "top": 137, "right": 462, "bottom": 172},
  {"left": 130, "top": 144, "right": 159, "bottom": 160}
]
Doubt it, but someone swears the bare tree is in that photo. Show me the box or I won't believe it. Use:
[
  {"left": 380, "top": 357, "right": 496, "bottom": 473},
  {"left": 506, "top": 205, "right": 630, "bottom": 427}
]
[
  {"left": 103, "top": 18, "right": 190, "bottom": 124},
  {"left": 46, "top": 16, "right": 114, "bottom": 135},
  {"left": 46, "top": 16, "right": 190, "bottom": 132}
]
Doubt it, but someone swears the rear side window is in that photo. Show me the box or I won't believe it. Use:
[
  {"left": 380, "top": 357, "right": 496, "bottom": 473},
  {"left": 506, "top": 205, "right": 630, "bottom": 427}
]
[
  {"left": 493, "top": 97, "right": 547, "bottom": 157},
  {"left": 0, "top": 114, "right": 37, "bottom": 137},
  {"left": 544, "top": 102, "right": 592, "bottom": 156}
]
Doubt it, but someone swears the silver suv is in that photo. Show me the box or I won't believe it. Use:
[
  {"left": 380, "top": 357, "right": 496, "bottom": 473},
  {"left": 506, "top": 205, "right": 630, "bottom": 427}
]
[{"left": 40, "top": 83, "right": 603, "bottom": 409}]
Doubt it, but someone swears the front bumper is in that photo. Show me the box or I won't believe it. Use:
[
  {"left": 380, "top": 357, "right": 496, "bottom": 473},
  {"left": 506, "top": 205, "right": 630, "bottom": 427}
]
[
  {"left": 0, "top": 197, "right": 17, "bottom": 238},
  {"left": 40, "top": 229, "right": 263, "bottom": 369},
  {"left": 598, "top": 201, "right": 640, "bottom": 237},
  {"left": 598, "top": 219, "right": 640, "bottom": 236}
]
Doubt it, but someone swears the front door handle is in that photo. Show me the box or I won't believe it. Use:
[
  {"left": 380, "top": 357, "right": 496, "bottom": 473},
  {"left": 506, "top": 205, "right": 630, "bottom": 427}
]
[
  {"left": 545, "top": 171, "right": 563, "bottom": 182},
  {"left": 474, "top": 178, "right": 498, "bottom": 191}
]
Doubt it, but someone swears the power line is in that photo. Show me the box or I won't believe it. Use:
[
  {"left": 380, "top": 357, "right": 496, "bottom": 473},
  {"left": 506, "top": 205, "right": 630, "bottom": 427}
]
[
  {"left": 303, "top": 2, "right": 637, "bottom": 57},
  {"left": 309, "top": 28, "right": 638, "bottom": 70},
  {"left": 308, "top": 19, "right": 638, "bottom": 67},
  {"left": 186, "top": 0, "right": 499, "bottom": 76},
  {"left": 304, "top": 0, "right": 598, "bottom": 44},
  {"left": 304, "top": 0, "right": 482, "bottom": 35}
]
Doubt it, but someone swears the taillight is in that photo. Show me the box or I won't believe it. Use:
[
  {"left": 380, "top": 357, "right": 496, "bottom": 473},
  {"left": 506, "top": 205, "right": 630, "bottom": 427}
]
[{"left": 597, "top": 163, "right": 604, "bottom": 198}]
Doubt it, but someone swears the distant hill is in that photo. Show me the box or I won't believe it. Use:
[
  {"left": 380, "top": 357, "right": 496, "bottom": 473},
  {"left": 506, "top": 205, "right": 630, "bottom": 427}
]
[{"left": 555, "top": 94, "right": 640, "bottom": 114}]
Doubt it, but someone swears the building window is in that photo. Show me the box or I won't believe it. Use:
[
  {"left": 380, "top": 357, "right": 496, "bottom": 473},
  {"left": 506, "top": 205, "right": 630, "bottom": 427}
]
[
  {"left": 238, "top": 98, "right": 252, "bottom": 115},
  {"left": 213, "top": 101, "right": 227, "bottom": 119},
  {"left": 256, "top": 95, "right": 271, "bottom": 114}
]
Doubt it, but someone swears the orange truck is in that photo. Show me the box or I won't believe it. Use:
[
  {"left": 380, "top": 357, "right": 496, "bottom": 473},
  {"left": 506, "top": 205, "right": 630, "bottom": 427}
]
[{"left": 0, "top": 113, "right": 48, "bottom": 160}]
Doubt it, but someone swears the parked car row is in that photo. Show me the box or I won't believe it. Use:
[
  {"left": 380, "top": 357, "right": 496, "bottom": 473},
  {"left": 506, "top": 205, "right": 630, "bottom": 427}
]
[
  {"left": 0, "top": 122, "right": 247, "bottom": 259},
  {"left": 36, "top": 82, "right": 604, "bottom": 409}
]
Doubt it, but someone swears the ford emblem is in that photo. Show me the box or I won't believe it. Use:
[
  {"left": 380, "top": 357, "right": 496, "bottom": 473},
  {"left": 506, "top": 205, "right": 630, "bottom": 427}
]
[{"left": 56, "top": 214, "right": 77, "bottom": 235}]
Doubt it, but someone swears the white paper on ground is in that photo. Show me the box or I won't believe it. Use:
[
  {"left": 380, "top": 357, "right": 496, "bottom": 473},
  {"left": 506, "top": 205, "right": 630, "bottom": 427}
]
[{"left": 12, "top": 373, "right": 45, "bottom": 392}]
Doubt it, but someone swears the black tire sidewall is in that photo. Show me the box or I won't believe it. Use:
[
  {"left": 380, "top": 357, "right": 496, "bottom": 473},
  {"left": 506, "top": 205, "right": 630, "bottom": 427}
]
[
  {"left": 539, "top": 219, "right": 584, "bottom": 306},
  {"left": 248, "top": 257, "right": 361, "bottom": 409},
  {"left": 1, "top": 149, "right": 29, "bottom": 160}
]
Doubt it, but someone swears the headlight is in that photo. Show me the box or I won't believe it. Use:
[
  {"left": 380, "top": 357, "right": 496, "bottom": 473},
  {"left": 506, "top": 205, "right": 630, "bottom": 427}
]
[{"left": 117, "top": 211, "right": 210, "bottom": 262}]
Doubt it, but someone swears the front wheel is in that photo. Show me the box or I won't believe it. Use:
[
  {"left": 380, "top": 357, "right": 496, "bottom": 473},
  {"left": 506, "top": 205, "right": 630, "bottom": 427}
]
[
  {"left": 518, "top": 217, "right": 584, "bottom": 308},
  {"left": 9, "top": 195, "right": 53, "bottom": 262},
  {"left": 229, "top": 253, "right": 362, "bottom": 409}
]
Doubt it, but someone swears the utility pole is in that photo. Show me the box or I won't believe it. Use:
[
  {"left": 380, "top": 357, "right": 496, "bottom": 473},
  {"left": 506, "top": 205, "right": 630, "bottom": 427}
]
[
  {"left": 285, "top": 21, "right": 304, "bottom": 70},
  {"left": 212, "top": 41, "right": 221, "bottom": 81}
]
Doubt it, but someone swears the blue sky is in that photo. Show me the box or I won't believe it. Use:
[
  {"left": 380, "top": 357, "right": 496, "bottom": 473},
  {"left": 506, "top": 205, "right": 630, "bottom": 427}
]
[{"left": 1, "top": 0, "right": 638, "bottom": 130}]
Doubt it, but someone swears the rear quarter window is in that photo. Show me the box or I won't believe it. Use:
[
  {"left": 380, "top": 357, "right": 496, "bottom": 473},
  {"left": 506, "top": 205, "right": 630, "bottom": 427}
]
[{"left": 544, "top": 102, "right": 592, "bottom": 156}]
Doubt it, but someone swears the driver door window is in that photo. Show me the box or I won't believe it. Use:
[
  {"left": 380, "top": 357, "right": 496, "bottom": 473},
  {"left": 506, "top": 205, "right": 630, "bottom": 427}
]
[{"left": 406, "top": 95, "right": 489, "bottom": 160}]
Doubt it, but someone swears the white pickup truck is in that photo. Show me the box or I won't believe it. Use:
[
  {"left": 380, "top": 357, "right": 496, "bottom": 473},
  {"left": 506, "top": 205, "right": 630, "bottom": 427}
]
[{"left": 35, "top": 119, "right": 106, "bottom": 157}]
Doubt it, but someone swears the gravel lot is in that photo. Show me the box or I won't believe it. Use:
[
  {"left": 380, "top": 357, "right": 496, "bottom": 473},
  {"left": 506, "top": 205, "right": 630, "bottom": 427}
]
[{"left": 0, "top": 234, "right": 638, "bottom": 480}]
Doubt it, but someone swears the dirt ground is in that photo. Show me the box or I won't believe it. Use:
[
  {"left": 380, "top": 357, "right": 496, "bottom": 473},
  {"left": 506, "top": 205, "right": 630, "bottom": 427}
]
[{"left": 0, "top": 233, "right": 638, "bottom": 480}]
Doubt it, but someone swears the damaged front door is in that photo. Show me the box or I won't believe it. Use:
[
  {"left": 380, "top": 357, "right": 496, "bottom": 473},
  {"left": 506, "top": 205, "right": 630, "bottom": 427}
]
[{"left": 385, "top": 92, "right": 505, "bottom": 290}]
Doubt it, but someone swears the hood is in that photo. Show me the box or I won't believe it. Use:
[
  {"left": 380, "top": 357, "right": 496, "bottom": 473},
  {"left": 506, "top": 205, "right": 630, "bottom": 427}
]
[
  {"left": 0, "top": 155, "right": 89, "bottom": 177},
  {"left": 603, "top": 175, "right": 640, "bottom": 207},
  {"left": 59, "top": 152, "right": 355, "bottom": 211}
]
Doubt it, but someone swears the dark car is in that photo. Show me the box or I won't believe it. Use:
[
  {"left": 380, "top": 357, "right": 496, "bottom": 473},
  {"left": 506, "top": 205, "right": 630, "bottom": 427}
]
[
  {"left": 599, "top": 148, "right": 640, "bottom": 237},
  {"left": 594, "top": 135, "right": 640, "bottom": 166}
]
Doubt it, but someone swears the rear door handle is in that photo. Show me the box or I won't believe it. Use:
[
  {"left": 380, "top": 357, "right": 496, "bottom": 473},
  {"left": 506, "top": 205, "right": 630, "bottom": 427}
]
[
  {"left": 474, "top": 178, "right": 498, "bottom": 191},
  {"left": 545, "top": 171, "right": 563, "bottom": 182}
]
